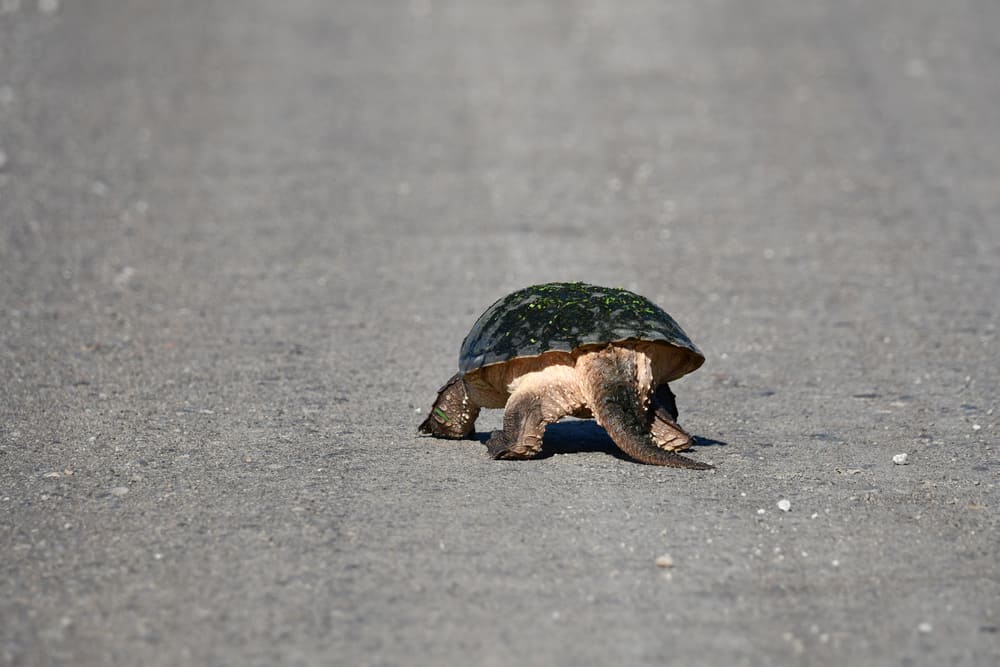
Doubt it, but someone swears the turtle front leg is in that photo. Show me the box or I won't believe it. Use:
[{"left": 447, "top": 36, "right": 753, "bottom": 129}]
[
  {"left": 419, "top": 373, "right": 481, "bottom": 439},
  {"left": 649, "top": 384, "right": 694, "bottom": 452},
  {"left": 486, "top": 387, "right": 565, "bottom": 460}
]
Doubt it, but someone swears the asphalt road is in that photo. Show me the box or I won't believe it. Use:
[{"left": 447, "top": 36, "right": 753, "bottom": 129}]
[{"left": 2, "top": 1, "right": 998, "bottom": 665}]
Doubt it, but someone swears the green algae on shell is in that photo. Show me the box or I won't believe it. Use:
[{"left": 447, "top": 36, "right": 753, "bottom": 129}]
[{"left": 458, "top": 282, "right": 704, "bottom": 377}]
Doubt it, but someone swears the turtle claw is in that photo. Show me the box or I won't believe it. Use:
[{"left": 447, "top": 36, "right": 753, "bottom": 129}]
[
  {"left": 651, "top": 416, "right": 694, "bottom": 451},
  {"left": 486, "top": 431, "right": 515, "bottom": 458},
  {"left": 486, "top": 430, "right": 538, "bottom": 460}
]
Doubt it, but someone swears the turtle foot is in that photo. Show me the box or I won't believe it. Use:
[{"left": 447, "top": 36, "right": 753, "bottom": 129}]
[{"left": 485, "top": 430, "right": 538, "bottom": 460}]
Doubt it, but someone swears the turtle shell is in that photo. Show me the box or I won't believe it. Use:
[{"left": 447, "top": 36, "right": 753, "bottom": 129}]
[{"left": 458, "top": 282, "right": 704, "bottom": 377}]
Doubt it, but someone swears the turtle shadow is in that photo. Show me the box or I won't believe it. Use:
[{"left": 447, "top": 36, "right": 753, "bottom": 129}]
[{"left": 472, "top": 419, "right": 726, "bottom": 461}]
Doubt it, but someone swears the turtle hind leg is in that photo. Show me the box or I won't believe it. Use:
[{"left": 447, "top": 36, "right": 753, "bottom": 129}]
[
  {"left": 486, "top": 380, "right": 576, "bottom": 460},
  {"left": 485, "top": 391, "right": 545, "bottom": 460},
  {"left": 650, "top": 383, "right": 694, "bottom": 452},
  {"left": 419, "top": 373, "right": 481, "bottom": 439}
]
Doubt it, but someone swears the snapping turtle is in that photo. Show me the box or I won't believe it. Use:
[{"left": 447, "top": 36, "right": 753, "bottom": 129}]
[{"left": 419, "top": 282, "right": 711, "bottom": 469}]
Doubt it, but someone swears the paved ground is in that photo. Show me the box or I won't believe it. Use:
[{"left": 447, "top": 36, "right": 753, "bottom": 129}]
[{"left": 1, "top": 1, "right": 998, "bottom": 665}]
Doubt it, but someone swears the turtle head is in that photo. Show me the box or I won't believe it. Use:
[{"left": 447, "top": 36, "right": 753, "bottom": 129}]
[{"left": 418, "top": 373, "right": 479, "bottom": 439}]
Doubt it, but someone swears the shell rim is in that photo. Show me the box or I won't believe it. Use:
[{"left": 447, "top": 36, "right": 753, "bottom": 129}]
[{"left": 458, "top": 337, "right": 705, "bottom": 382}]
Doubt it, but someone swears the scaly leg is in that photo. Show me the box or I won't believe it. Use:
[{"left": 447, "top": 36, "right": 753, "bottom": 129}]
[
  {"left": 486, "top": 386, "right": 568, "bottom": 460},
  {"left": 649, "top": 384, "right": 694, "bottom": 452}
]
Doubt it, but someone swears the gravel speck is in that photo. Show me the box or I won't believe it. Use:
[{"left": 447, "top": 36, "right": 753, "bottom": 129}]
[
  {"left": 110, "top": 486, "right": 130, "bottom": 497},
  {"left": 892, "top": 453, "right": 909, "bottom": 465},
  {"left": 655, "top": 554, "right": 674, "bottom": 568},
  {"left": 777, "top": 499, "right": 791, "bottom": 512},
  {"left": 918, "top": 622, "right": 933, "bottom": 634}
]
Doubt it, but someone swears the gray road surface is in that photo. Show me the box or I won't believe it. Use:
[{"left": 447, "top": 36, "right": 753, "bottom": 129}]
[{"left": 2, "top": 1, "right": 998, "bottom": 665}]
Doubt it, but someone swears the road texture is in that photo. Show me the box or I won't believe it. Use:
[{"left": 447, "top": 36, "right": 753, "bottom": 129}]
[{"left": 2, "top": 1, "right": 998, "bottom": 665}]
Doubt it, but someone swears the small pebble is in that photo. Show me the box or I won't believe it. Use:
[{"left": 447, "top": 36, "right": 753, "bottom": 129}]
[
  {"left": 918, "top": 622, "right": 933, "bottom": 634},
  {"left": 112, "top": 266, "right": 135, "bottom": 288},
  {"left": 892, "top": 453, "right": 909, "bottom": 465},
  {"left": 756, "top": 508, "right": 766, "bottom": 515},
  {"left": 777, "top": 499, "right": 791, "bottom": 512},
  {"left": 110, "top": 486, "right": 129, "bottom": 497},
  {"left": 972, "top": 424, "right": 981, "bottom": 431},
  {"left": 655, "top": 554, "right": 674, "bottom": 568}
]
